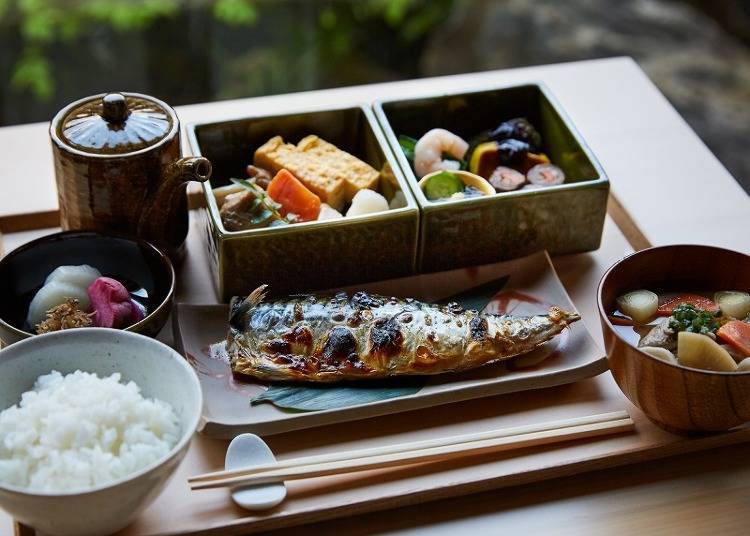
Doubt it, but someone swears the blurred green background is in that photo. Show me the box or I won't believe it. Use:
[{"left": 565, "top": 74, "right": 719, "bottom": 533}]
[{"left": 1, "top": 0, "right": 748, "bottom": 189}]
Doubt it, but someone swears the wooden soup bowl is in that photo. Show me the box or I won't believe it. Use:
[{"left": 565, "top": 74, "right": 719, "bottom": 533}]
[{"left": 598, "top": 245, "right": 750, "bottom": 433}]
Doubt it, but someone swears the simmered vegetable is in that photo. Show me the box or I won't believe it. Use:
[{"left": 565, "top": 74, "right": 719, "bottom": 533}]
[
  {"left": 246, "top": 165, "right": 273, "bottom": 189},
  {"left": 717, "top": 320, "right": 750, "bottom": 356},
  {"left": 267, "top": 169, "right": 321, "bottom": 222},
  {"left": 346, "top": 189, "right": 389, "bottom": 217},
  {"left": 668, "top": 303, "right": 720, "bottom": 335},
  {"left": 738, "top": 357, "right": 750, "bottom": 372},
  {"left": 616, "top": 289, "right": 658, "bottom": 324},
  {"left": 714, "top": 291, "right": 750, "bottom": 319},
  {"left": 221, "top": 179, "right": 286, "bottom": 230},
  {"left": 657, "top": 294, "right": 718, "bottom": 316},
  {"left": 641, "top": 346, "right": 678, "bottom": 364},
  {"left": 677, "top": 331, "right": 737, "bottom": 372},
  {"left": 422, "top": 171, "right": 465, "bottom": 201}
]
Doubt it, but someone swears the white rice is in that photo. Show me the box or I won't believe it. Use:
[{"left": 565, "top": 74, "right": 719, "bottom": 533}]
[{"left": 0, "top": 370, "right": 180, "bottom": 492}]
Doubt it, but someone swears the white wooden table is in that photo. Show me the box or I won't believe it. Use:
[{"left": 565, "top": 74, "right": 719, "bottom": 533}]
[{"left": 2, "top": 57, "right": 750, "bottom": 534}]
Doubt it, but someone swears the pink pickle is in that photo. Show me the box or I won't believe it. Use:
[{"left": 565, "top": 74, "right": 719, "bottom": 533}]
[{"left": 87, "top": 277, "right": 145, "bottom": 328}]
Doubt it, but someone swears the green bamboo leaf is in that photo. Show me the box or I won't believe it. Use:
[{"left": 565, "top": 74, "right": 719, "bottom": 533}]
[
  {"left": 251, "top": 381, "right": 424, "bottom": 412},
  {"left": 438, "top": 275, "right": 510, "bottom": 312}
]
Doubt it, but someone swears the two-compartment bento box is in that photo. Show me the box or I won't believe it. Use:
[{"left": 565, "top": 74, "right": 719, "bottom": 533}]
[
  {"left": 187, "top": 105, "right": 420, "bottom": 301},
  {"left": 375, "top": 83, "right": 609, "bottom": 273},
  {"left": 188, "top": 84, "right": 608, "bottom": 301}
]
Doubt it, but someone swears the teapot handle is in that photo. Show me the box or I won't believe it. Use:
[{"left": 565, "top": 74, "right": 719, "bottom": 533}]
[{"left": 137, "top": 156, "right": 211, "bottom": 252}]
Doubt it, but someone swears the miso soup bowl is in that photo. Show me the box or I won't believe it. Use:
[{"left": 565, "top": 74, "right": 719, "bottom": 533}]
[
  {"left": 598, "top": 244, "right": 750, "bottom": 434},
  {"left": 0, "top": 329, "right": 202, "bottom": 535}
]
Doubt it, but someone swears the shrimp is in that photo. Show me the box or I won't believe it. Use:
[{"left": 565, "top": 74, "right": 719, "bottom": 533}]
[{"left": 413, "top": 128, "right": 469, "bottom": 178}]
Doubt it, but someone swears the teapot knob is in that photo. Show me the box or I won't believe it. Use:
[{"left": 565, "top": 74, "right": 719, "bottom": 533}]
[{"left": 101, "top": 93, "right": 129, "bottom": 123}]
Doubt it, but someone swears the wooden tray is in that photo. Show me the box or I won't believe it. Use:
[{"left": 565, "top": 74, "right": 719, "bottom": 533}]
[{"left": 113, "top": 373, "right": 750, "bottom": 535}]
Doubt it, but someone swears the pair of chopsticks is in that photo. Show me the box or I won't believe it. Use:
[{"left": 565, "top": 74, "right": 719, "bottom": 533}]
[{"left": 189, "top": 410, "right": 633, "bottom": 491}]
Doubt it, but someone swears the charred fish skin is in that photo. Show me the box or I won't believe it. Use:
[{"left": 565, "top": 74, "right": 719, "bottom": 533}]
[{"left": 227, "top": 285, "right": 580, "bottom": 383}]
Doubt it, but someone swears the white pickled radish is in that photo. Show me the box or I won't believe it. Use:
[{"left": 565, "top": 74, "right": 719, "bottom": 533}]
[
  {"left": 616, "top": 289, "right": 658, "bottom": 323},
  {"left": 318, "top": 203, "right": 343, "bottom": 220},
  {"left": 346, "top": 189, "right": 388, "bottom": 217},
  {"left": 389, "top": 190, "right": 407, "bottom": 209},
  {"left": 26, "top": 281, "right": 90, "bottom": 327},
  {"left": 44, "top": 264, "right": 101, "bottom": 288},
  {"left": 714, "top": 291, "right": 750, "bottom": 319}
]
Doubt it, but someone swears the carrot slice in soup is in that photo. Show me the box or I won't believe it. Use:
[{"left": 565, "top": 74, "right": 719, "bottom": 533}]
[
  {"left": 717, "top": 320, "right": 750, "bottom": 356},
  {"left": 267, "top": 169, "right": 321, "bottom": 222},
  {"left": 656, "top": 294, "right": 718, "bottom": 316}
]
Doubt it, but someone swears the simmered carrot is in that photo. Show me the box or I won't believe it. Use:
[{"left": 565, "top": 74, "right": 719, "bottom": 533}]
[
  {"left": 656, "top": 294, "right": 718, "bottom": 316},
  {"left": 267, "top": 169, "right": 321, "bottom": 222},
  {"left": 717, "top": 320, "right": 750, "bottom": 356}
]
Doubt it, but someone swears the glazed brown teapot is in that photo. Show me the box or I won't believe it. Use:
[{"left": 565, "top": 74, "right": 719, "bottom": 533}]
[{"left": 50, "top": 92, "right": 211, "bottom": 259}]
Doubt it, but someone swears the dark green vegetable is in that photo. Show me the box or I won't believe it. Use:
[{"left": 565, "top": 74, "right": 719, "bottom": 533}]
[
  {"left": 668, "top": 303, "right": 721, "bottom": 335},
  {"left": 423, "top": 171, "right": 464, "bottom": 201},
  {"left": 399, "top": 135, "right": 417, "bottom": 165}
]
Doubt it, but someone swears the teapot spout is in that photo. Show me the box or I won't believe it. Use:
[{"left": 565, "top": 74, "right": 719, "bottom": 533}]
[
  {"left": 137, "top": 156, "right": 212, "bottom": 258},
  {"left": 170, "top": 156, "right": 212, "bottom": 184}
]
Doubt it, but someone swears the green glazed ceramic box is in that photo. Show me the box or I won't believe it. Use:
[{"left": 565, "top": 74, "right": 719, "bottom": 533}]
[
  {"left": 187, "top": 105, "right": 419, "bottom": 301},
  {"left": 374, "top": 83, "right": 609, "bottom": 273}
]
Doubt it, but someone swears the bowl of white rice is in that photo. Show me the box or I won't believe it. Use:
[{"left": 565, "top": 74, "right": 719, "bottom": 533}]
[{"left": 0, "top": 328, "right": 202, "bottom": 535}]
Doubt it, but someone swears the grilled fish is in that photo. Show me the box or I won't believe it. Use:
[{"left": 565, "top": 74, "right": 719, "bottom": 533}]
[{"left": 227, "top": 285, "right": 580, "bottom": 382}]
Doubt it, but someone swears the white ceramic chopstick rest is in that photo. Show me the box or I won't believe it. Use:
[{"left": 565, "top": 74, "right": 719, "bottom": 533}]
[{"left": 225, "top": 433, "right": 287, "bottom": 510}]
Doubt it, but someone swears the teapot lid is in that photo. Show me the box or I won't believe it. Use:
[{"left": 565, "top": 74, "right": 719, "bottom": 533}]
[{"left": 52, "top": 92, "right": 177, "bottom": 155}]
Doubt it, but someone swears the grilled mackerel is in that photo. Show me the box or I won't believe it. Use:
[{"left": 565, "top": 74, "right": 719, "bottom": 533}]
[{"left": 227, "top": 285, "right": 580, "bottom": 382}]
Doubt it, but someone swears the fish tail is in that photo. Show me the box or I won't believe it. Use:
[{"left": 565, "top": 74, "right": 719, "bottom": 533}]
[
  {"left": 548, "top": 306, "right": 580, "bottom": 325},
  {"left": 230, "top": 284, "right": 269, "bottom": 326}
]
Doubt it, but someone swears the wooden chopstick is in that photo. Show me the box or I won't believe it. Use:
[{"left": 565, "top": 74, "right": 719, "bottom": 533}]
[
  {"left": 190, "top": 411, "right": 628, "bottom": 484},
  {"left": 190, "top": 412, "right": 633, "bottom": 490}
]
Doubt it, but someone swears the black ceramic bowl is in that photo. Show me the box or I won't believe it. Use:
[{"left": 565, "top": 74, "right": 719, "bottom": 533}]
[{"left": 0, "top": 231, "right": 174, "bottom": 346}]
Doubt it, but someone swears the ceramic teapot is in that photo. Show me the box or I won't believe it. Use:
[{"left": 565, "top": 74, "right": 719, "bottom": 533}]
[{"left": 50, "top": 92, "right": 211, "bottom": 259}]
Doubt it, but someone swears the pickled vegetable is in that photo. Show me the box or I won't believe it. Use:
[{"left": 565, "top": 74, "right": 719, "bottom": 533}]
[
  {"left": 423, "top": 171, "right": 464, "bottom": 201},
  {"left": 616, "top": 289, "right": 658, "bottom": 324},
  {"left": 714, "top": 291, "right": 750, "bottom": 319},
  {"left": 677, "top": 331, "right": 737, "bottom": 372}
]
